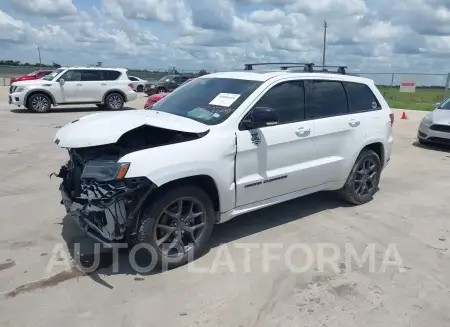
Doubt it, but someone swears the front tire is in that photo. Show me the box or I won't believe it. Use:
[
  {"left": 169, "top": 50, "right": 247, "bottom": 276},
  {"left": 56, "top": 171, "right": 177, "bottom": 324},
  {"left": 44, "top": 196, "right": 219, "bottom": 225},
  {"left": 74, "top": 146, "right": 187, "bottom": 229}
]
[
  {"left": 157, "top": 87, "right": 166, "bottom": 94},
  {"left": 134, "top": 186, "right": 215, "bottom": 269},
  {"left": 137, "top": 85, "right": 144, "bottom": 92},
  {"left": 338, "top": 149, "right": 381, "bottom": 205},
  {"left": 27, "top": 93, "right": 51, "bottom": 113},
  {"left": 105, "top": 93, "right": 124, "bottom": 110}
]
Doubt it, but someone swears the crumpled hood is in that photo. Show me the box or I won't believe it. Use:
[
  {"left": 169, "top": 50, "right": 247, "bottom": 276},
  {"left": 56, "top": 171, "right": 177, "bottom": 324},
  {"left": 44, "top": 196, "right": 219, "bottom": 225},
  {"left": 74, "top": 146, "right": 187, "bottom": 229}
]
[
  {"left": 431, "top": 109, "right": 450, "bottom": 125},
  {"left": 54, "top": 109, "right": 209, "bottom": 148}
]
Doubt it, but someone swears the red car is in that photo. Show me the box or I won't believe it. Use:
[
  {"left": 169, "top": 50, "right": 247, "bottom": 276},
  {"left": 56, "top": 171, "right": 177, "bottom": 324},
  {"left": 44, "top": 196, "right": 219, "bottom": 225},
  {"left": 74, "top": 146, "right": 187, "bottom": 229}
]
[
  {"left": 144, "top": 77, "right": 195, "bottom": 109},
  {"left": 144, "top": 92, "right": 169, "bottom": 109},
  {"left": 10, "top": 69, "right": 54, "bottom": 84}
]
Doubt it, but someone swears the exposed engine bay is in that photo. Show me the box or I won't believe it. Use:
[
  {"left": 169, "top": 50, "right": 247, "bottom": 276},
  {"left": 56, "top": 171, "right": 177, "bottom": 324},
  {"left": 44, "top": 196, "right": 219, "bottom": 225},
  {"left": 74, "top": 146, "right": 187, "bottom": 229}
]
[{"left": 55, "top": 125, "right": 207, "bottom": 245}]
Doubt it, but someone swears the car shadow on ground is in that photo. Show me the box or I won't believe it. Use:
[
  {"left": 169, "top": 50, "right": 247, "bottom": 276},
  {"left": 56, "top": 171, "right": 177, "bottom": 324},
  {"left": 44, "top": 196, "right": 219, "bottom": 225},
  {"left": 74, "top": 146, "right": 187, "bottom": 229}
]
[
  {"left": 10, "top": 106, "right": 135, "bottom": 114},
  {"left": 412, "top": 140, "right": 450, "bottom": 153},
  {"left": 60, "top": 191, "right": 349, "bottom": 288}
]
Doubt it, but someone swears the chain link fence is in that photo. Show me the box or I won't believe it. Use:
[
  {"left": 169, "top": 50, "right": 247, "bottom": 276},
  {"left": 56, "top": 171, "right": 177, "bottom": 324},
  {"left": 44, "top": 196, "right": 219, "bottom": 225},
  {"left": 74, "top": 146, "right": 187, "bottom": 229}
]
[
  {"left": 1, "top": 65, "right": 449, "bottom": 109},
  {"left": 0, "top": 65, "right": 221, "bottom": 85},
  {"left": 353, "top": 72, "right": 450, "bottom": 110}
]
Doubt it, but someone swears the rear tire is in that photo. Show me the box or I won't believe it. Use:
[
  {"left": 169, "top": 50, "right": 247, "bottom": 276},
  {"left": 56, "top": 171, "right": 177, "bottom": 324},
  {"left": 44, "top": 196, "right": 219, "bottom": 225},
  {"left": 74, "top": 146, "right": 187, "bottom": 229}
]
[
  {"left": 27, "top": 93, "right": 51, "bottom": 113},
  {"left": 132, "top": 186, "right": 215, "bottom": 270},
  {"left": 338, "top": 149, "right": 381, "bottom": 205},
  {"left": 105, "top": 93, "right": 124, "bottom": 110}
]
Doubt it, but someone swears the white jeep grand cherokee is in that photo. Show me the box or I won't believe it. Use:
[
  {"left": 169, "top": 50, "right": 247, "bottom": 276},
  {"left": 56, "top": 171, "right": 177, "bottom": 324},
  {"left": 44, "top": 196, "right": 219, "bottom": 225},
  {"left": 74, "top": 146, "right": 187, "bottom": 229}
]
[
  {"left": 9, "top": 67, "right": 137, "bottom": 113},
  {"left": 53, "top": 63, "right": 394, "bottom": 268}
]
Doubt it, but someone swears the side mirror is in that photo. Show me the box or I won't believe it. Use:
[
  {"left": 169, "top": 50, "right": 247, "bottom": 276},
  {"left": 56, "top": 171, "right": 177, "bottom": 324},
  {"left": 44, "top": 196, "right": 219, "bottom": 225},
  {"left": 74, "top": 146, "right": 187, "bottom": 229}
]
[
  {"left": 243, "top": 107, "right": 278, "bottom": 129},
  {"left": 170, "top": 80, "right": 176, "bottom": 84},
  {"left": 59, "top": 78, "right": 65, "bottom": 85},
  {"left": 436, "top": 102, "right": 441, "bottom": 108}
]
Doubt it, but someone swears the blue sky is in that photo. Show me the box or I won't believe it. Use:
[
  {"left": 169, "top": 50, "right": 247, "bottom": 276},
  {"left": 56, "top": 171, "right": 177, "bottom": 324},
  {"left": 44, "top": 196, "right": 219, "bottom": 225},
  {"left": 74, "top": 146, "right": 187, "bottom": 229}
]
[{"left": 1, "top": 0, "right": 450, "bottom": 85}]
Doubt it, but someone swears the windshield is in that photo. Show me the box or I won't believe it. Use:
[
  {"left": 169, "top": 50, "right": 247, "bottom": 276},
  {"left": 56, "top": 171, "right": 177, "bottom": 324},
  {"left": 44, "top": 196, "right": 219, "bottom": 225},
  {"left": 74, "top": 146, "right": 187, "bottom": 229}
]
[
  {"left": 42, "top": 68, "right": 65, "bottom": 81},
  {"left": 439, "top": 97, "right": 450, "bottom": 110},
  {"left": 149, "top": 77, "right": 262, "bottom": 125},
  {"left": 158, "top": 75, "right": 172, "bottom": 83}
]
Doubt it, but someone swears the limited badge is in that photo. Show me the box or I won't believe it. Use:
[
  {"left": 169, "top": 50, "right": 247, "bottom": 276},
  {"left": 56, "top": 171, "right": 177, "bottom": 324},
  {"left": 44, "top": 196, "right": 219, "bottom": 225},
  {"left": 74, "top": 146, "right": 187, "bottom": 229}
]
[{"left": 250, "top": 131, "right": 261, "bottom": 145}]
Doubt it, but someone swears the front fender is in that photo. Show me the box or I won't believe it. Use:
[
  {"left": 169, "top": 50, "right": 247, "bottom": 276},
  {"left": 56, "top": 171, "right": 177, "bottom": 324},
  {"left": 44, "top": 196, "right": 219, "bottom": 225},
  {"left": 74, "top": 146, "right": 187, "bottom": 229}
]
[
  {"left": 24, "top": 88, "right": 56, "bottom": 104},
  {"left": 119, "top": 134, "right": 237, "bottom": 213}
]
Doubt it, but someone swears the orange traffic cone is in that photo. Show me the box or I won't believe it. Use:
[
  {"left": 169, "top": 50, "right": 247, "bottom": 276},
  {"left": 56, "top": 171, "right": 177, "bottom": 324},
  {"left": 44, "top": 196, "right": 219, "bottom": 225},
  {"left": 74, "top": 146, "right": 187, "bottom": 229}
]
[{"left": 401, "top": 111, "right": 407, "bottom": 120}]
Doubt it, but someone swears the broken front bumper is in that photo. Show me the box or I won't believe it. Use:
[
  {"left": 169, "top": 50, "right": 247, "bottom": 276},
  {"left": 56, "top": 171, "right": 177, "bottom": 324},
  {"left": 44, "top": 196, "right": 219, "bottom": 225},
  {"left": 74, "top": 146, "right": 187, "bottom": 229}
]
[{"left": 60, "top": 177, "right": 153, "bottom": 247}]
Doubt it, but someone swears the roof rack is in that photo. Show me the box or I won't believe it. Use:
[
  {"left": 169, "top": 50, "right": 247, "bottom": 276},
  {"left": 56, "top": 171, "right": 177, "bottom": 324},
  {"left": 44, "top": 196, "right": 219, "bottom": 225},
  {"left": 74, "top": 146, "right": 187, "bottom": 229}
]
[
  {"left": 244, "top": 62, "right": 348, "bottom": 75},
  {"left": 244, "top": 62, "right": 315, "bottom": 72},
  {"left": 314, "top": 65, "right": 348, "bottom": 74}
]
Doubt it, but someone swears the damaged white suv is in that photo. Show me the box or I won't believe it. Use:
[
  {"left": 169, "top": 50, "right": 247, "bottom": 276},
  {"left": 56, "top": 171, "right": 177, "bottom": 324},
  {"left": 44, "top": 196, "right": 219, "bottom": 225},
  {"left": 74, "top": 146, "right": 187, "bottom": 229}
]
[{"left": 54, "top": 63, "right": 394, "bottom": 268}]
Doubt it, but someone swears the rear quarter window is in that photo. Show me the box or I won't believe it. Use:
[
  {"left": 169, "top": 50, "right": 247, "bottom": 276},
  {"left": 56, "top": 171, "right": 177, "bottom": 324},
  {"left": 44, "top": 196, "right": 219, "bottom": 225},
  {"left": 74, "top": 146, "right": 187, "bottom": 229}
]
[
  {"left": 343, "top": 82, "right": 381, "bottom": 113},
  {"left": 103, "top": 70, "right": 121, "bottom": 80}
]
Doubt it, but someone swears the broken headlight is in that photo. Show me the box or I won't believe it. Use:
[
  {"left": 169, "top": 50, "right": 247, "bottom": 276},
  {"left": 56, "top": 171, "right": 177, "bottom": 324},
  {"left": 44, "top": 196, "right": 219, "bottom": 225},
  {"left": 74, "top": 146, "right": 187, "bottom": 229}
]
[{"left": 81, "top": 161, "right": 130, "bottom": 181}]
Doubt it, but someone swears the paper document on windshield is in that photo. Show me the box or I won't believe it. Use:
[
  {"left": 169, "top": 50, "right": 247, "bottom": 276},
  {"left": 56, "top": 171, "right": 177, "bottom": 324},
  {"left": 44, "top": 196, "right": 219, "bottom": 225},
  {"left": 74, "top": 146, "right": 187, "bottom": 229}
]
[{"left": 209, "top": 93, "right": 240, "bottom": 107}]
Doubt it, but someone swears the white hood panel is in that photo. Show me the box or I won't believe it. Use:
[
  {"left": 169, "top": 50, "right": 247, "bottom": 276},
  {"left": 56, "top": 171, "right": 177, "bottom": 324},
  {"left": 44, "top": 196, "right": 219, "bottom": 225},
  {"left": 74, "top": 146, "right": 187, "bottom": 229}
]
[
  {"left": 54, "top": 110, "right": 209, "bottom": 148},
  {"left": 12, "top": 80, "right": 51, "bottom": 86}
]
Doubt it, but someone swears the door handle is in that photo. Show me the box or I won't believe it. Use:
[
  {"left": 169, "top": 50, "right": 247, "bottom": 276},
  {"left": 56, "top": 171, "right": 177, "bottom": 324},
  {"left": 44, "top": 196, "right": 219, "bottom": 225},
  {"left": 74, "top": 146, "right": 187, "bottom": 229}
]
[
  {"left": 76, "top": 83, "right": 82, "bottom": 86},
  {"left": 295, "top": 127, "right": 311, "bottom": 137},
  {"left": 348, "top": 119, "right": 360, "bottom": 127},
  {"left": 101, "top": 83, "right": 107, "bottom": 86}
]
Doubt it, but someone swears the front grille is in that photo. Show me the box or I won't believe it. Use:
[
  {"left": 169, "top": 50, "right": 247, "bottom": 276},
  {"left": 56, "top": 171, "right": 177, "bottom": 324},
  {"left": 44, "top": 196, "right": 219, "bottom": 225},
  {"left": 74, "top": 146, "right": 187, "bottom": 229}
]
[{"left": 430, "top": 124, "right": 450, "bottom": 133}]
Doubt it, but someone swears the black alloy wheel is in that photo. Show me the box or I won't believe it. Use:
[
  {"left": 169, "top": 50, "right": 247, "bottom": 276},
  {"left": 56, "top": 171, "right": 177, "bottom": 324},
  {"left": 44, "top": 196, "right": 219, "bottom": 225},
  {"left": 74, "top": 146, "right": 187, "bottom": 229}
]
[
  {"left": 338, "top": 149, "right": 381, "bottom": 205},
  {"left": 133, "top": 186, "right": 215, "bottom": 269}
]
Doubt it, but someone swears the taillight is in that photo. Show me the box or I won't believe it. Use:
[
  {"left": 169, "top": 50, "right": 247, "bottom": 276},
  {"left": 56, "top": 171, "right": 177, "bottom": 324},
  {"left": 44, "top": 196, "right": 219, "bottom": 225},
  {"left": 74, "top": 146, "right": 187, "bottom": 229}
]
[
  {"left": 389, "top": 113, "right": 394, "bottom": 126},
  {"left": 128, "top": 83, "right": 134, "bottom": 89}
]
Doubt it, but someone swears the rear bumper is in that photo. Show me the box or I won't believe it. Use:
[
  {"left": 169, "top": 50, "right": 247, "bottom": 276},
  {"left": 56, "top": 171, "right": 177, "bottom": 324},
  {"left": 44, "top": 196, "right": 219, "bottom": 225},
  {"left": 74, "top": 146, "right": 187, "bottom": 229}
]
[{"left": 125, "top": 90, "right": 138, "bottom": 102}]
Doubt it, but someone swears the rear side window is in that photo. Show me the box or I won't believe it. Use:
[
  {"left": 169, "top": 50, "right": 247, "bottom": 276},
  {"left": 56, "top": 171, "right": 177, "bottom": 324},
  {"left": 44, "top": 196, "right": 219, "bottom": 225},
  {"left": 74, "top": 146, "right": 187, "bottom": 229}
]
[
  {"left": 80, "top": 70, "right": 102, "bottom": 81},
  {"left": 253, "top": 81, "right": 305, "bottom": 124},
  {"left": 128, "top": 76, "right": 138, "bottom": 81},
  {"left": 343, "top": 82, "right": 381, "bottom": 112},
  {"left": 306, "top": 80, "right": 348, "bottom": 119},
  {"left": 103, "top": 70, "right": 122, "bottom": 80}
]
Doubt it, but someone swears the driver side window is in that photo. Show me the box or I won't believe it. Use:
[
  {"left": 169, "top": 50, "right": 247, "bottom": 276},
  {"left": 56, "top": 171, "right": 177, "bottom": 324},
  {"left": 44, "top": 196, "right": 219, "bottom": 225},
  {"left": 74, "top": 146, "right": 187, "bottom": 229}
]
[
  {"left": 60, "top": 70, "right": 81, "bottom": 82},
  {"left": 247, "top": 80, "right": 306, "bottom": 125}
]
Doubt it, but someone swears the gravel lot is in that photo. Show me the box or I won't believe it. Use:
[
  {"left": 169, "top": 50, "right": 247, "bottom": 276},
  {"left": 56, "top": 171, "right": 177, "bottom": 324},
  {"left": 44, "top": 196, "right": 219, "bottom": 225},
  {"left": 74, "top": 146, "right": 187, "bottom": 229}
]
[{"left": 1, "top": 86, "right": 450, "bottom": 327}]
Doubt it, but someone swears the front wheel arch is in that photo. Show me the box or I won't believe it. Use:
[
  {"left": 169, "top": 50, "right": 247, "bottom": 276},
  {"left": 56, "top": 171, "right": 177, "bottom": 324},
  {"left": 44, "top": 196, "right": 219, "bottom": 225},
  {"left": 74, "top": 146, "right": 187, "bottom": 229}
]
[
  {"left": 144, "top": 175, "right": 220, "bottom": 213},
  {"left": 24, "top": 90, "right": 55, "bottom": 106}
]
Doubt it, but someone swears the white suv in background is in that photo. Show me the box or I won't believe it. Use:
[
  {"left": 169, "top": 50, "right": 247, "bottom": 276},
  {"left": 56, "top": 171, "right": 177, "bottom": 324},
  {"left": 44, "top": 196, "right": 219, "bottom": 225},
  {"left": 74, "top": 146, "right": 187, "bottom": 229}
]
[
  {"left": 9, "top": 67, "right": 137, "bottom": 113},
  {"left": 54, "top": 63, "right": 394, "bottom": 268}
]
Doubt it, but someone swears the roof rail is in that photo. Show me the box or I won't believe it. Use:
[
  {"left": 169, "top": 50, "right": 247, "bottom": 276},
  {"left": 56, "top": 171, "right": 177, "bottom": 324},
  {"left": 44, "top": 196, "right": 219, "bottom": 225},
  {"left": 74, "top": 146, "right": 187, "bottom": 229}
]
[{"left": 244, "top": 62, "right": 315, "bottom": 72}]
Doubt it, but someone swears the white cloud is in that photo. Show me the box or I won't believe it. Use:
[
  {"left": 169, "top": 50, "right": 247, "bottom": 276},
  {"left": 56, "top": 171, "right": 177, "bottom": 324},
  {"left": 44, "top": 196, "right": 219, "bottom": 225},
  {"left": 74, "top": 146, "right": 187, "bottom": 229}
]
[
  {"left": 7, "top": 0, "right": 77, "bottom": 17},
  {"left": 0, "top": 0, "right": 449, "bottom": 77}
]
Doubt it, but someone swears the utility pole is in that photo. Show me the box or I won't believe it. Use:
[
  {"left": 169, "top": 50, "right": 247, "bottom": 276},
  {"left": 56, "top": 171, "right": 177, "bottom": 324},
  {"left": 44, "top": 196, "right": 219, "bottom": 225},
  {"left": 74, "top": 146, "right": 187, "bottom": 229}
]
[
  {"left": 322, "top": 20, "right": 328, "bottom": 67},
  {"left": 37, "top": 46, "right": 42, "bottom": 66}
]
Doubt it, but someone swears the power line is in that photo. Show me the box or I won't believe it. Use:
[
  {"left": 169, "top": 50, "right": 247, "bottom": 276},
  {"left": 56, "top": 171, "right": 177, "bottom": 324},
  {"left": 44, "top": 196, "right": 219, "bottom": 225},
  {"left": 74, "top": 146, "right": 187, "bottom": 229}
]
[{"left": 322, "top": 21, "right": 328, "bottom": 67}]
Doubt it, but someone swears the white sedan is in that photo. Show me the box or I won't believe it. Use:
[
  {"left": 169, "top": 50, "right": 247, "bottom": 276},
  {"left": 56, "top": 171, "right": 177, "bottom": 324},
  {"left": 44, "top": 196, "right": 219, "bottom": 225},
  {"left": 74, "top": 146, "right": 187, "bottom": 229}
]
[{"left": 128, "top": 76, "right": 149, "bottom": 92}]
